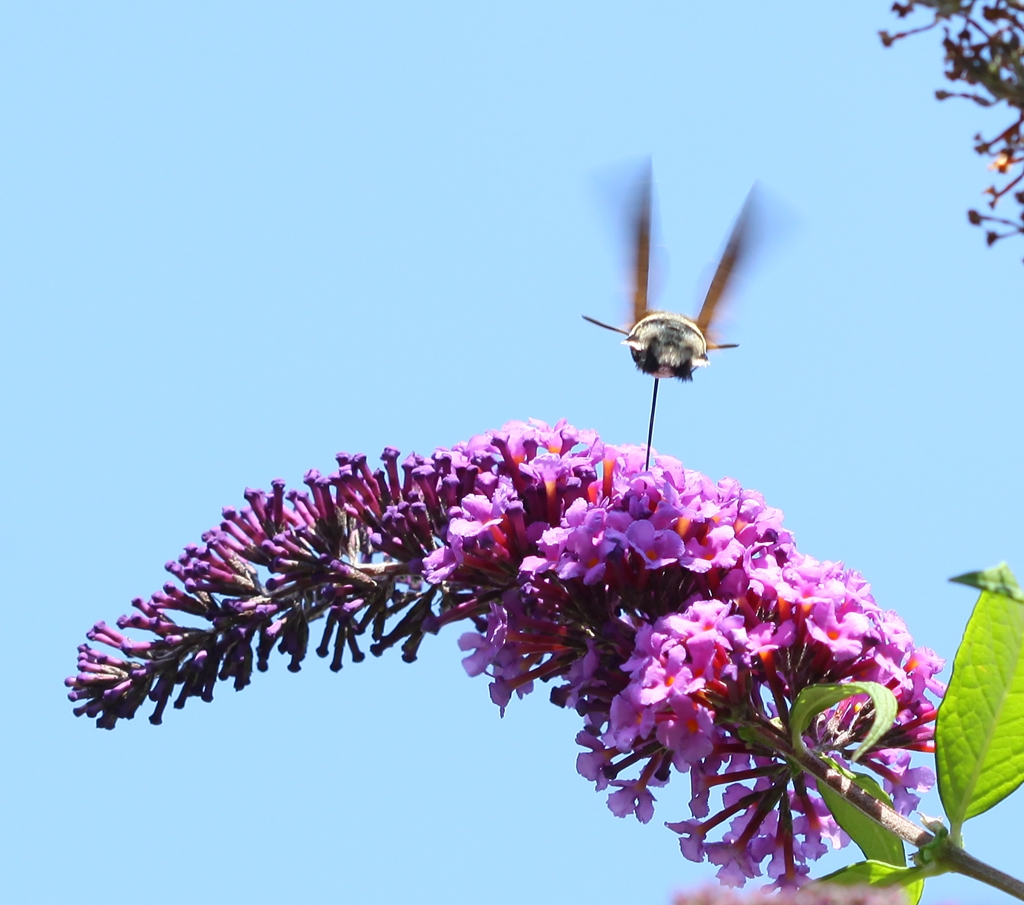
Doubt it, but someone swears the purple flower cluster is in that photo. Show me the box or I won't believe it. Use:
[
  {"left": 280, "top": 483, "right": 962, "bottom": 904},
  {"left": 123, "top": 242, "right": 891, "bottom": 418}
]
[{"left": 67, "top": 419, "right": 942, "bottom": 886}]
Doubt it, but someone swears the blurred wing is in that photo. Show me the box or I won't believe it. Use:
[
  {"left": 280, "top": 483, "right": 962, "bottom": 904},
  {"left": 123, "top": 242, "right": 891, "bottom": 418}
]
[
  {"left": 694, "top": 188, "right": 755, "bottom": 342},
  {"left": 630, "top": 163, "right": 653, "bottom": 328}
]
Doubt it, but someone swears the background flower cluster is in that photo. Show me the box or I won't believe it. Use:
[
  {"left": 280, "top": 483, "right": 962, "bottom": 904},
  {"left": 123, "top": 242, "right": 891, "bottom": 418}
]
[{"left": 884, "top": 1, "right": 1024, "bottom": 254}]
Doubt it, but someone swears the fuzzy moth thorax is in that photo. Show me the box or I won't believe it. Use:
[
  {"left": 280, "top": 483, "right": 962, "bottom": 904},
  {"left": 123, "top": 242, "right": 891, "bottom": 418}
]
[{"left": 623, "top": 312, "right": 709, "bottom": 381}]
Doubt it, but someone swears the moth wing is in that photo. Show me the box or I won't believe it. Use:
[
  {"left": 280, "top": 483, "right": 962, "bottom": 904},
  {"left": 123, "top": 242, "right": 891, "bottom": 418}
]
[
  {"left": 629, "top": 163, "right": 653, "bottom": 329},
  {"left": 694, "top": 187, "right": 756, "bottom": 344}
]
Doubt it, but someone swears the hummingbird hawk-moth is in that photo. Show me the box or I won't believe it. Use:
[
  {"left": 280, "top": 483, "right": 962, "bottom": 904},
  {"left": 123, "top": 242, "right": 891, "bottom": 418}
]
[{"left": 583, "top": 165, "right": 755, "bottom": 466}]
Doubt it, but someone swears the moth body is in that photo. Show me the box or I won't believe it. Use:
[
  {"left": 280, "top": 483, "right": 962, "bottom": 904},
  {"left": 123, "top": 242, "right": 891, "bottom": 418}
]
[
  {"left": 623, "top": 311, "right": 709, "bottom": 381},
  {"left": 581, "top": 165, "right": 754, "bottom": 470}
]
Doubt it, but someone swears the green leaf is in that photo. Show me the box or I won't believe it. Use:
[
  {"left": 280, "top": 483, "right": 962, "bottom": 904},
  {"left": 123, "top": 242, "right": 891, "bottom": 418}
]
[
  {"left": 938, "top": 567, "right": 1024, "bottom": 829},
  {"left": 816, "top": 763, "right": 905, "bottom": 866},
  {"left": 816, "top": 861, "right": 925, "bottom": 904},
  {"left": 790, "top": 681, "right": 899, "bottom": 761},
  {"left": 950, "top": 562, "right": 1024, "bottom": 604}
]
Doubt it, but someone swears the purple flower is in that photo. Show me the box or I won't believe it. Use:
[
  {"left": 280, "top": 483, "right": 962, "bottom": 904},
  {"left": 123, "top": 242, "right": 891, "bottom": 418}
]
[
  {"left": 67, "top": 418, "right": 942, "bottom": 886},
  {"left": 623, "top": 518, "right": 686, "bottom": 569}
]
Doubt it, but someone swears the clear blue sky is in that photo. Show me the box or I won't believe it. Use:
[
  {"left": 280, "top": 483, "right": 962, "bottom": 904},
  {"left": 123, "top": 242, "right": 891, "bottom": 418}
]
[{"left": 2, "top": 3, "right": 1022, "bottom": 903}]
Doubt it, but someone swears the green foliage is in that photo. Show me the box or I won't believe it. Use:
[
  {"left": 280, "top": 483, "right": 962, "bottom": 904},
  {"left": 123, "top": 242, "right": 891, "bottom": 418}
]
[
  {"left": 938, "top": 564, "right": 1024, "bottom": 830},
  {"left": 951, "top": 562, "right": 1024, "bottom": 603},
  {"left": 790, "top": 682, "right": 898, "bottom": 762},
  {"left": 816, "top": 861, "right": 925, "bottom": 904}
]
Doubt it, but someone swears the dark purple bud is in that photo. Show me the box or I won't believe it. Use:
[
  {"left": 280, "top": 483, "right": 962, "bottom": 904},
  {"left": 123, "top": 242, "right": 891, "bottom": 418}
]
[{"left": 381, "top": 447, "right": 402, "bottom": 501}]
